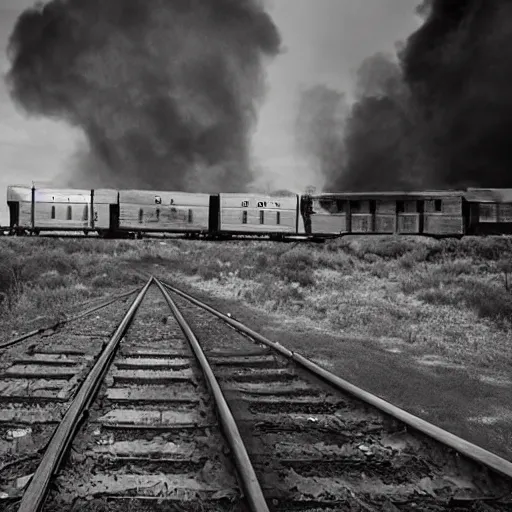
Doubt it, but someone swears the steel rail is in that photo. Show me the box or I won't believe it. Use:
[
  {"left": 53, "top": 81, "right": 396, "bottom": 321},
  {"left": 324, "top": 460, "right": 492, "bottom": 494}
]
[
  {"left": 160, "top": 278, "right": 512, "bottom": 481},
  {"left": 154, "top": 278, "right": 270, "bottom": 512},
  {"left": 17, "top": 277, "right": 154, "bottom": 512},
  {"left": 0, "top": 286, "right": 142, "bottom": 350}
]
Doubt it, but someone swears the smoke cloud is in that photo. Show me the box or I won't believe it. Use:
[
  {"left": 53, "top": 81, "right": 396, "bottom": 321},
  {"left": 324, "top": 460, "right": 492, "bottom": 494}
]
[
  {"left": 296, "top": 52, "right": 428, "bottom": 192},
  {"left": 403, "top": 0, "right": 512, "bottom": 188},
  {"left": 294, "top": 85, "right": 347, "bottom": 190},
  {"left": 5, "top": 0, "right": 280, "bottom": 191},
  {"left": 296, "top": 0, "right": 512, "bottom": 193}
]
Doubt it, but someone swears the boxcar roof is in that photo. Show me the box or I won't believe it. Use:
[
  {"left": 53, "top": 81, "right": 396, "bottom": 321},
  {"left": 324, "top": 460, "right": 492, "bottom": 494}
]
[
  {"left": 465, "top": 188, "right": 512, "bottom": 203},
  {"left": 312, "top": 190, "right": 465, "bottom": 199},
  {"left": 7, "top": 185, "right": 32, "bottom": 201}
]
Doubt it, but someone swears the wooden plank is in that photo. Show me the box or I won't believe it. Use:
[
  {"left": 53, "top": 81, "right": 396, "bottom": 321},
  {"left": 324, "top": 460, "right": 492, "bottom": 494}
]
[
  {"left": 97, "top": 409, "right": 203, "bottom": 426},
  {"left": 120, "top": 348, "right": 190, "bottom": 358},
  {"left": 0, "top": 407, "right": 62, "bottom": 424},
  {"left": 14, "top": 354, "right": 84, "bottom": 366},
  {"left": 106, "top": 387, "right": 199, "bottom": 403},
  {"left": 112, "top": 369, "right": 194, "bottom": 383},
  {"left": 2, "top": 365, "right": 78, "bottom": 379},
  {"left": 115, "top": 357, "right": 191, "bottom": 370}
]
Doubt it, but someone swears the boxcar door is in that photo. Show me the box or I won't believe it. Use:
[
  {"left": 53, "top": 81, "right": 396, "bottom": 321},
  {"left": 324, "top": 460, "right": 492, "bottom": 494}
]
[
  {"left": 209, "top": 195, "right": 220, "bottom": 233},
  {"left": 109, "top": 204, "right": 120, "bottom": 231},
  {"left": 418, "top": 200, "right": 425, "bottom": 234},
  {"left": 8, "top": 202, "right": 19, "bottom": 227}
]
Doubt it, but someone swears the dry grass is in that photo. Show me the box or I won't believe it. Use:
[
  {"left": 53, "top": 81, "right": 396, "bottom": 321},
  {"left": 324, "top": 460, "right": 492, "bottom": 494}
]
[{"left": 1, "top": 235, "right": 512, "bottom": 372}]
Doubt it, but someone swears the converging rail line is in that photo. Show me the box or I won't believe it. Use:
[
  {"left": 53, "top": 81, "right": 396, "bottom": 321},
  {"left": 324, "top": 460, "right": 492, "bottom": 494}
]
[
  {"left": 1, "top": 278, "right": 266, "bottom": 512},
  {"left": 1, "top": 276, "right": 512, "bottom": 511}
]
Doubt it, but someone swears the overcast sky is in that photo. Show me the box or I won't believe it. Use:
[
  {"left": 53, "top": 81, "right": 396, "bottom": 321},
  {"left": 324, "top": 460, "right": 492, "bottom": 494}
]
[{"left": 0, "top": 0, "right": 420, "bottom": 224}]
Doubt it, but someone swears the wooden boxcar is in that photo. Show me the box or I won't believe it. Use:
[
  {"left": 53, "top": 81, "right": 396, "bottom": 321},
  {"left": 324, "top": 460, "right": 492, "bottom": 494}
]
[
  {"left": 464, "top": 188, "right": 512, "bottom": 234},
  {"left": 217, "top": 193, "right": 303, "bottom": 235},
  {"left": 306, "top": 191, "right": 466, "bottom": 236},
  {"left": 117, "top": 190, "right": 210, "bottom": 233}
]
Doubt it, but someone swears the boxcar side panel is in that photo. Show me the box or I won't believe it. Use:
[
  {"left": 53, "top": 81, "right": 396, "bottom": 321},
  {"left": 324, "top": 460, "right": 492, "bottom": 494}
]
[
  {"left": 375, "top": 215, "right": 396, "bottom": 233},
  {"left": 119, "top": 204, "right": 209, "bottom": 231},
  {"left": 424, "top": 215, "right": 464, "bottom": 235},
  {"left": 34, "top": 202, "right": 90, "bottom": 229},
  {"left": 351, "top": 214, "right": 373, "bottom": 233},
  {"left": 310, "top": 214, "right": 347, "bottom": 235},
  {"left": 118, "top": 191, "right": 210, "bottom": 231},
  {"left": 398, "top": 214, "right": 420, "bottom": 233}
]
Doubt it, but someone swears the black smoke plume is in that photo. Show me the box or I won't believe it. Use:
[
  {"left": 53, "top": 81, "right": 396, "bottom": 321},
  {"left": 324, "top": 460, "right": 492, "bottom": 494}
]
[
  {"left": 403, "top": 0, "right": 512, "bottom": 188},
  {"left": 296, "top": 53, "right": 427, "bottom": 192},
  {"left": 5, "top": 0, "right": 280, "bottom": 191}
]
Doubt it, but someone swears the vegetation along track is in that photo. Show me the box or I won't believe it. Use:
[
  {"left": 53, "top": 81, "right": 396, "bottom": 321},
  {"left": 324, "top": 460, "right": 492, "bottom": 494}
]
[
  {"left": 1, "top": 277, "right": 265, "bottom": 512},
  {"left": 157, "top": 278, "right": 512, "bottom": 511},
  {"left": 1, "top": 275, "right": 512, "bottom": 511}
]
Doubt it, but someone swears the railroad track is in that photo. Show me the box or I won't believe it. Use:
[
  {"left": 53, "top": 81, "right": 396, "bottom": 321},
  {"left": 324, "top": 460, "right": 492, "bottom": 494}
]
[{"left": 0, "top": 277, "right": 511, "bottom": 511}]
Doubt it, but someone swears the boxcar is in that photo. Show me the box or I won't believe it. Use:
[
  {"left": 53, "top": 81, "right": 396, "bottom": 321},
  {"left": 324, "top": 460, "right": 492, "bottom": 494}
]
[
  {"left": 306, "top": 191, "right": 466, "bottom": 236},
  {"left": 217, "top": 193, "right": 303, "bottom": 236},
  {"left": 117, "top": 190, "right": 210, "bottom": 233},
  {"left": 464, "top": 188, "right": 512, "bottom": 235}
]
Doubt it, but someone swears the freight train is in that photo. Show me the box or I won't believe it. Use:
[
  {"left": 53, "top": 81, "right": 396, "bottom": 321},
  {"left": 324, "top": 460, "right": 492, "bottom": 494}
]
[{"left": 3, "top": 185, "right": 512, "bottom": 239}]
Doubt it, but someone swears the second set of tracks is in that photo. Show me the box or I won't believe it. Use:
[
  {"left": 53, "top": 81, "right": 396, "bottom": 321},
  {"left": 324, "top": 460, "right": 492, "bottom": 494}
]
[{"left": 0, "top": 276, "right": 511, "bottom": 511}]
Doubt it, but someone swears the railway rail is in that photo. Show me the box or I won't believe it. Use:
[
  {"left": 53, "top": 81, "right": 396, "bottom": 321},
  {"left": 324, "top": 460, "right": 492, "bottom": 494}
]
[{"left": 0, "top": 276, "right": 511, "bottom": 511}]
